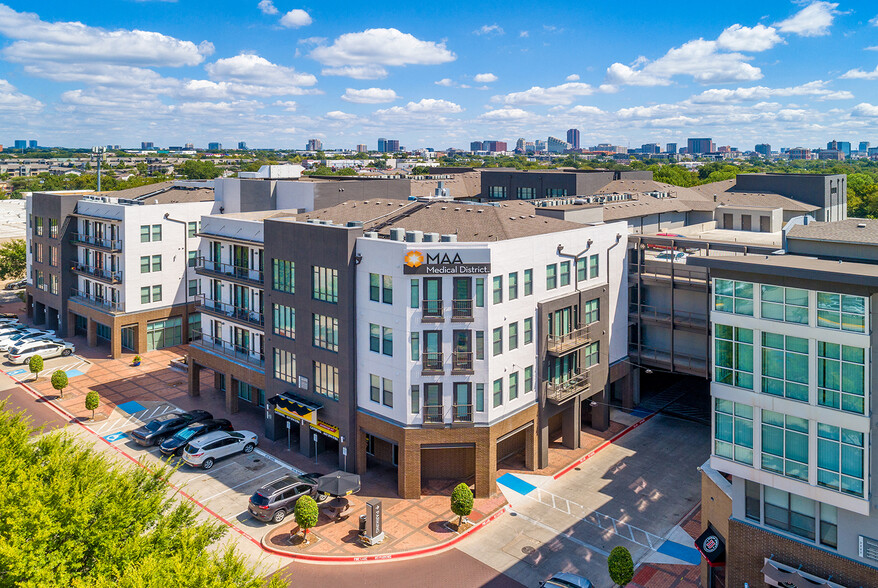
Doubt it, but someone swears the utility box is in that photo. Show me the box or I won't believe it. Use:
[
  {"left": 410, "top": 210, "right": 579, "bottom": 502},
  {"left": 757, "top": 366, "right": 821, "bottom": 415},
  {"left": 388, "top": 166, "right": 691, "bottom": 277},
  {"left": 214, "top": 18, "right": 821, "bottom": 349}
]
[{"left": 363, "top": 499, "right": 384, "bottom": 545}]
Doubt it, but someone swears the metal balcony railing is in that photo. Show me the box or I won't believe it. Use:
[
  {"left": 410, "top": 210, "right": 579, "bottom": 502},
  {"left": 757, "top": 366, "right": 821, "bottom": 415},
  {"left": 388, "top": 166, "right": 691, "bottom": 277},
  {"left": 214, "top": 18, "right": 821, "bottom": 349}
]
[
  {"left": 452, "top": 351, "right": 474, "bottom": 372},
  {"left": 190, "top": 329, "right": 265, "bottom": 368},
  {"left": 546, "top": 324, "right": 592, "bottom": 355},
  {"left": 421, "top": 352, "right": 444, "bottom": 374},
  {"left": 452, "top": 299, "right": 473, "bottom": 319},
  {"left": 423, "top": 404, "right": 444, "bottom": 424},
  {"left": 452, "top": 404, "right": 473, "bottom": 423},
  {"left": 628, "top": 303, "right": 707, "bottom": 329},
  {"left": 70, "top": 288, "right": 124, "bottom": 312},
  {"left": 71, "top": 233, "right": 122, "bottom": 251},
  {"left": 422, "top": 298, "right": 443, "bottom": 319},
  {"left": 71, "top": 262, "right": 122, "bottom": 284},
  {"left": 545, "top": 369, "right": 591, "bottom": 404},
  {"left": 196, "top": 295, "right": 264, "bottom": 327},
  {"left": 196, "top": 257, "right": 264, "bottom": 285}
]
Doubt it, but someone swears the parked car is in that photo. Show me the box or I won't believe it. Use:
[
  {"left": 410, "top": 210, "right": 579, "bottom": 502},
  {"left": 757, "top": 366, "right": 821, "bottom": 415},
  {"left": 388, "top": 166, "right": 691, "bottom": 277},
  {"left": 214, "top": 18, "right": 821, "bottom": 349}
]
[
  {"left": 4, "top": 279, "right": 26, "bottom": 290},
  {"left": 7, "top": 340, "right": 75, "bottom": 364},
  {"left": 540, "top": 573, "right": 594, "bottom": 588},
  {"left": 159, "top": 418, "right": 234, "bottom": 456},
  {"left": 0, "top": 325, "right": 25, "bottom": 338},
  {"left": 0, "top": 330, "right": 58, "bottom": 352},
  {"left": 655, "top": 250, "right": 688, "bottom": 262},
  {"left": 182, "top": 430, "right": 258, "bottom": 469},
  {"left": 248, "top": 473, "right": 327, "bottom": 523},
  {"left": 130, "top": 410, "right": 213, "bottom": 447}
]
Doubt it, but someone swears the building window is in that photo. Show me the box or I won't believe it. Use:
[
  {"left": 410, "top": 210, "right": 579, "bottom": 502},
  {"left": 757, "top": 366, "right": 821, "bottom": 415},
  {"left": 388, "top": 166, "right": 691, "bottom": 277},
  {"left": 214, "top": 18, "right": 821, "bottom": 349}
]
[
  {"left": 272, "top": 259, "right": 295, "bottom": 293},
  {"left": 508, "top": 321, "right": 518, "bottom": 350},
  {"left": 817, "top": 292, "right": 865, "bottom": 332},
  {"left": 49, "top": 218, "right": 58, "bottom": 238},
  {"left": 820, "top": 504, "right": 838, "bottom": 549},
  {"left": 508, "top": 272, "right": 518, "bottom": 300},
  {"left": 492, "top": 276, "right": 502, "bottom": 304},
  {"left": 188, "top": 279, "right": 198, "bottom": 297},
  {"left": 382, "top": 275, "right": 392, "bottom": 304},
  {"left": 382, "top": 327, "right": 393, "bottom": 356},
  {"left": 817, "top": 342, "right": 865, "bottom": 414},
  {"left": 49, "top": 274, "right": 58, "bottom": 295},
  {"left": 516, "top": 187, "right": 535, "bottom": 199},
  {"left": 152, "top": 255, "right": 162, "bottom": 272},
  {"left": 761, "top": 285, "right": 808, "bottom": 324},
  {"left": 489, "top": 186, "right": 506, "bottom": 198},
  {"left": 273, "top": 304, "right": 295, "bottom": 339},
  {"left": 546, "top": 264, "right": 557, "bottom": 289},
  {"left": 313, "top": 361, "right": 339, "bottom": 400},
  {"left": 817, "top": 424, "right": 864, "bottom": 497},
  {"left": 492, "top": 378, "right": 502, "bottom": 407},
  {"left": 187, "top": 221, "right": 197, "bottom": 238},
  {"left": 475, "top": 383, "right": 485, "bottom": 412},
  {"left": 273, "top": 349, "right": 296, "bottom": 383},
  {"left": 714, "top": 279, "right": 754, "bottom": 316},
  {"left": 370, "top": 374, "right": 380, "bottom": 403},
  {"left": 524, "top": 269, "right": 533, "bottom": 296},
  {"left": 761, "top": 332, "right": 809, "bottom": 402},
  {"left": 382, "top": 378, "right": 393, "bottom": 407},
  {"left": 410, "top": 332, "right": 419, "bottom": 361},
  {"left": 312, "top": 266, "right": 338, "bottom": 303},
  {"left": 140, "top": 225, "right": 149, "bottom": 242},
  {"left": 312, "top": 314, "right": 338, "bottom": 352},
  {"left": 523, "top": 317, "right": 533, "bottom": 344},
  {"left": 475, "top": 331, "right": 484, "bottom": 360},
  {"left": 714, "top": 398, "right": 753, "bottom": 465},
  {"left": 546, "top": 188, "right": 567, "bottom": 197},
  {"left": 584, "top": 342, "right": 599, "bottom": 367},
  {"left": 410, "top": 385, "right": 419, "bottom": 414},
  {"left": 370, "top": 273, "right": 380, "bottom": 302},
  {"left": 410, "top": 279, "right": 418, "bottom": 308},
  {"left": 524, "top": 366, "right": 533, "bottom": 393},
  {"left": 34, "top": 217, "right": 43, "bottom": 236},
  {"left": 188, "top": 251, "right": 197, "bottom": 268},
  {"left": 238, "top": 382, "right": 263, "bottom": 403},
  {"left": 151, "top": 224, "right": 162, "bottom": 242},
  {"left": 761, "top": 410, "right": 809, "bottom": 482},
  {"left": 576, "top": 257, "right": 586, "bottom": 282},
  {"left": 589, "top": 254, "right": 599, "bottom": 279},
  {"left": 475, "top": 278, "right": 484, "bottom": 307},
  {"left": 492, "top": 327, "right": 502, "bottom": 356},
  {"left": 560, "top": 261, "right": 570, "bottom": 287},
  {"left": 745, "top": 480, "right": 760, "bottom": 521},
  {"left": 369, "top": 323, "right": 380, "bottom": 353},
  {"left": 141, "top": 256, "right": 153, "bottom": 273},
  {"left": 152, "top": 285, "right": 162, "bottom": 302},
  {"left": 141, "top": 286, "right": 150, "bottom": 304},
  {"left": 49, "top": 246, "right": 58, "bottom": 267},
  {"left": 714, "top": 325, "right": 753, "bottom": 390},
  {"left": 508, "top": 372, "right": 519, "bottom": 400},
  {"left": 763, "top": 487, "right": 815, "bottom": 541}
]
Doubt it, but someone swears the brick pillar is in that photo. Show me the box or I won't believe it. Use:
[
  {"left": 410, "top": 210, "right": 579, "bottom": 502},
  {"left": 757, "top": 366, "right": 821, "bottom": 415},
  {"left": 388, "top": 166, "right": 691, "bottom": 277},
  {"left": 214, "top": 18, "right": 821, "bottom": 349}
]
[
  {"left": 476, "top": 432, "right": 496, "bottom": 498},
  {"left": 110, "top": 324, "right": 122, "bottom": 359},
  {"left": 355, "top": 427, "right": 367, "bottom": 476},
  {"left": 188, "top": 361, "right": 201, "bottom": 397},
  {"left": 65, "top": 311, "right": 75, "bottom": 339},
  {"left": 86, "top": 318, "right": 97, "bottom": 348},
  {"left": 136, "top": 320, "right": 148, "bottom": 354},
  {"left": 561, "top": 397, "right": 581, "bottom": 450},
  {"left": 400, "top": 436, "right": 420, "bottom": 499},
  {"left": 226, "top": 378, "right": 239, "bottom": 414}
]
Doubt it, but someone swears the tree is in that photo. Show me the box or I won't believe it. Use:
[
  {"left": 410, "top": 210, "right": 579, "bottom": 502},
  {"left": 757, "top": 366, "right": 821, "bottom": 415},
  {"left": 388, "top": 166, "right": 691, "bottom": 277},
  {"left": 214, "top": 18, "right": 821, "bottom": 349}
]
[
  {"left": 178, "top": 160, "right": 221, "bottom": 180},
  {"left": 0, "top": 239, "right": 26, "bottom": 279},
  {"left": 450, "top": 483, "right": 474, "bottom": 528},
  {"left": 294, "top": 495, "right": 319, "bottom": 540},
  {"left": 0, "top": 403, "right": 282, "bottom": 587},
  {"left": 607, "top": 545, "right": 634, "bottom": 586},
  {"left": 85, "top": 390, "right": 100, "bottom": 420},
  {"left": 51, "top": 370, "right": 68, "bottom": 399},
  {"left": 28, "top": 355, "right": 43, "bottom": 381}
]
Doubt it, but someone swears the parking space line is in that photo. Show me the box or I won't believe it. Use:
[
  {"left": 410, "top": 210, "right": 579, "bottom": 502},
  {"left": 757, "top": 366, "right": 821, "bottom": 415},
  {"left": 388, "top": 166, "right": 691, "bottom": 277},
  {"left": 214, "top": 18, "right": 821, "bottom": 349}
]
[
  {"left": 253, "top": 449, "right": 305, "bottom": 475},
  {"left": 200, "top": 467, "right": 284, "bottom": 504},
  {"left": 183, "top": 461, "right": 239, "bottom": 483},
  {"left": 95, "top": 417, "right": 123, "bottom": 434}
]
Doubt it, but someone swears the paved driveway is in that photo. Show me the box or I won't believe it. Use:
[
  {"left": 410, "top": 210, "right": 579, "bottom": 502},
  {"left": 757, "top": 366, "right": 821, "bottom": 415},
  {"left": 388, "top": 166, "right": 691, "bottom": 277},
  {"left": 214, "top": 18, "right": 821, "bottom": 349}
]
[{"left": 457, "top": 414, "right": 709, "bottom": 587}]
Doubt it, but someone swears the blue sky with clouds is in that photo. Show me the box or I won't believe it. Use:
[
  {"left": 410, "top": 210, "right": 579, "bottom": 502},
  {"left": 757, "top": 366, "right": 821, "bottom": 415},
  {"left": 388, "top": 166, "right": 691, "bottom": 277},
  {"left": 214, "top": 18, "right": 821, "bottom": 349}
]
[{"left": 0, "top": 0, "right": 876, "bottom": 150}]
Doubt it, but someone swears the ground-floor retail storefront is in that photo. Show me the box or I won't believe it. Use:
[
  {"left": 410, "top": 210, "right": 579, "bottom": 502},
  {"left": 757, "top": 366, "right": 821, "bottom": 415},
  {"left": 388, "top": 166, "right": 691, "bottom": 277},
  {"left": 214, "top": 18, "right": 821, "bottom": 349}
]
[
  {"left": 262, "top": 392, "right": 347, "bottom": 468},
  {"left": 187, "top": 344, "right": 265, "bottom": 414}
]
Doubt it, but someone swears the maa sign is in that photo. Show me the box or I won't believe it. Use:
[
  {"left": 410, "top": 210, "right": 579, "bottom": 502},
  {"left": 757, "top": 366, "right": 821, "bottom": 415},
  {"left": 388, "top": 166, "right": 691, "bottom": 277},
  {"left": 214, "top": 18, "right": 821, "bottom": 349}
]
[{"left": 403, "top": 250, "right": 491, "bottom": 275}]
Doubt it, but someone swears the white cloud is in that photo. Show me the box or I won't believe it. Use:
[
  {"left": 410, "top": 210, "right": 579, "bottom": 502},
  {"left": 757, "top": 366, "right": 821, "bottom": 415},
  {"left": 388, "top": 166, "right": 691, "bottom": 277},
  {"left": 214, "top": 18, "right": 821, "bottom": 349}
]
[
  {"left": 435, "top": 78, "right": 454, "bottom": 87},
  {"left": 852, "top": 103, "right": 878, "bottom": 117},
  {"left": 479, "top": 107, "right": 533, "bottom": 120},
  {"left": 491, "top": 82, "right": 594, "bottom": 106},
  {"left": 519, "top": 30, "right": 529, "bottom": 38},
  {"left": 310, "top": 28, "right": 455, "bottom": 67},
  {"left": 280, "top": 9, "right": 312, "bottom": 28},
  {"left": 866, "top": 46, "right": 878, "bottom": 51},
  {"left": 717, "top": 24, "right": 782, "bottom": 51},
  {"left": 258, "top": 0, "right": 278, "bottom": 15},
  {"left": 870, "top": 15, "right": 878, "bottom": 26},
  {"left": 690, "top": 81, "right": 853, "bottom": 103},
  {"left": 375, "top": 98, "right": 463, "bottom": 117},
  {"left": 324, "top": 110, "right": 357, "bottom": 121},
  {"left": 204, "top": 53, "right": 317, "bottom": 96},
  {"left": 565, "top": 74, "right": 580, "bottom": 81},
  {"left": 474, "top": 24, "right": 504, "bottom": 36},
  {"left": 840, "top": 66, "right": 878, "bottom": 80},
  {"left": 0, "top": 79, "right": 43, "bottom": 113},
  {"left": 272, "top": 100, "right": 297, "bottom": 111},
  {"left": 568, "top": 105, "right": 604, "bottom": 115},
  {"left": 776, "top": 1, "right": 838, "bottom": 37},
  {"left": 340, "top": 87, "right": 399, "bottom": 104},
  {"left": 321, "top": 65, "right": 388, "bottom": 79},
  {"left": 172, "top": 100, "right": 263, "bottom": 116},
  {"left": 474, "top": 73, "right": 498, "bottom": 83}
]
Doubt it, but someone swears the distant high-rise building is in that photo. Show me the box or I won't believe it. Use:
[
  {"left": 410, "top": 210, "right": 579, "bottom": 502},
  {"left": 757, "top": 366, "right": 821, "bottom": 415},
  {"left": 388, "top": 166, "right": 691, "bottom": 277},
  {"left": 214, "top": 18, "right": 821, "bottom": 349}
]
[
  {"left": 483, "top": 141, "right": 507, "bottom": 153},
  {"left": 525, "top": 141, "right": 535, "bottom": 153},
  {"left": 788, "top": 147, "right": 811, "bottom": 160},
  {"left": 826, "top": 140, "right": 851, "bottom": 157},
  {"left": 184, "top": 143, "right": 194, "bottom": 150},
  {"left": 818, "top": 149, "right": 844, "bottom": 160},
  {"left": 547, "top": 136, "right": 570, "bottom": 154},
  {"left": 306, "top": 138, "right": 323, "bottom": 151},
  {"left": 356, "top": 144, "right": 368, "bottom": 153},
  {"left": 687, "top": 137, "right": 715, "bottom": 155},
  {"left": 534, "top": 139, "right": 546, "bottom": 152},
  {"left": 566, "top": 128, "right": 580, "bottom": 150},
  {"left": 641, "top": 143, "right": 660, "bottom": 155},
  {"left": 238, "top": 141, "right": 248, "bottom": 150},
  {"left": 859, "top": 141, "right": 870, "bottom": 152},
  {"left": 378, "top": 138, "right": 399, "bottom": 153},
  {"left": 208, "top": 142, "right": 222, "bottom": 150},
  {"left": 470, "top": 141, "right": 483, "bottom": 152},
  {"left": 515, "top": 138, "right": 525, "bottom": 151},
  {"left": 13, "top": 140, "right": 26, "bottom": 150},
  {"left": 141, "top": 142, "right": 154, "bottom": 150},
  {"left": 755, "top": 143, "right": 771, "bottom": 156},
  {"left": 665, "top": 143, "right": 677, "bottom": 154},
  {"left": 28, "top": 140, "right": 37, "bottom": 149}
]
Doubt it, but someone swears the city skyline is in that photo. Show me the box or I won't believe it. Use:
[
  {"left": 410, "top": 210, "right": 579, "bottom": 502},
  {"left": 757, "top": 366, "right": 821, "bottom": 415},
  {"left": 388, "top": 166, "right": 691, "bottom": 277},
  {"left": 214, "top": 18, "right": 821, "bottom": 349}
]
[{"left": 0, "top": 1, "right": 876, "bottom": 149}]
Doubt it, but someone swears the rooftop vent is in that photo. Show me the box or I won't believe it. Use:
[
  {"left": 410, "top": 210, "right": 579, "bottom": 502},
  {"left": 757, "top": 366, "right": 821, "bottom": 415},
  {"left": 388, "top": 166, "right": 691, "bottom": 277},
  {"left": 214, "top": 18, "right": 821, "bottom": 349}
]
[
  {"left": 389, "top": 227, "right": 405, "bottom": 241},
  {"left": 858, "top": 223, "right": 867, "bottom": 228},
  {"left": 363, "top": 231, "right": 378, "bottom": 239},
  {"left": 423, "top": 232, "right": 440, "bottom": 242},
  {"left": 440, "top": 234, "right": 457, "bottom": 243},
  {"left": 405, "top": 230, "right": 424, "bottom": 243},
  {"left": 346, "top": 221, "right": 364, "bottom": 228}
]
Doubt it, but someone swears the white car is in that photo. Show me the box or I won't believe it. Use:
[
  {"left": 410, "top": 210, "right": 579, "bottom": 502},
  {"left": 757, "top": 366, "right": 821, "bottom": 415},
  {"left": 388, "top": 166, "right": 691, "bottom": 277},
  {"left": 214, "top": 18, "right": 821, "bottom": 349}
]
[
  {"left": 0, "top": 330, "right": 58, "bottom": 352},
  {"left": 182, "top": 430, "right": 258, "bottom": 469},
  {"left": 7, "top": 340, "right": 75, "bottom": 364}
]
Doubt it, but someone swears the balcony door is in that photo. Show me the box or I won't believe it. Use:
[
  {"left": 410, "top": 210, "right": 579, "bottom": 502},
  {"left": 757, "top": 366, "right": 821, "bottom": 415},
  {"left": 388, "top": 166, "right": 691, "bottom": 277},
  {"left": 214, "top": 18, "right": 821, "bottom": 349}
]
[
  {"left": 423, "top": 277, "right": 442, "bottom": 316},
  {"left": 453, "top": 277, "right": 472, "bottom": 317},
  {"left": 453, "top": 330, "right": 472, "bottom": 370},
  {"left": 424, "top": 383, "right": 443, "bottom": 423},
  {"left": 548, "top": 306, "right": 578, "bottom": 337},
  {"left": 233, "top": 245, "right": 249, "bottom": 275},
  {"left": 453, "top": 382, "right": 472, "bottom": 422},
  {"left": 548, "top": 352, "right": 578, "bottom": 384},
  {"left": 423, "top": 331, "right": 442, "bottom": 370},
  {"left": 233, "top": 284, "right": 249, "bottom": 311}
]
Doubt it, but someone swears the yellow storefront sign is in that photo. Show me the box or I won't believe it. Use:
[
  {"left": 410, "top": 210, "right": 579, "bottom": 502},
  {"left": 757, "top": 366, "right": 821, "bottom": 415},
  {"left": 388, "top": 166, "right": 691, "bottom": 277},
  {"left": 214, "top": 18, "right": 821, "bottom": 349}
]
[{"left": 310, "top": 420, "right": 340, "bottom": 440}]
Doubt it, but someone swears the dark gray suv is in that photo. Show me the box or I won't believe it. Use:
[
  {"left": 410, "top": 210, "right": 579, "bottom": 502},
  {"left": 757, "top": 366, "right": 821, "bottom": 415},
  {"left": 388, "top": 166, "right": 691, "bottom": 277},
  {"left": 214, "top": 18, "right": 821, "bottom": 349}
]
[{"left": 248, "top": 473, "right": 326, "bottom": 523}]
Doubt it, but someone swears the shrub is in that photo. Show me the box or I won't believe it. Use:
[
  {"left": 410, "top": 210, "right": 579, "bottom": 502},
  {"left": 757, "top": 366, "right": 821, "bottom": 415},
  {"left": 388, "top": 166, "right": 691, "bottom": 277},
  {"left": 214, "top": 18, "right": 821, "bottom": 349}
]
[
  {"left": 608, "top": 545, "right": 634, "bottom": 586},
  {"left": 51, "top": 370, "right": 68, "bottom": 398},
  {"left": 450, "top": 483, "right": 474, "bottom": 527},
  {"left": 294, "top": 495, "right": 318, "bottom": 539},
  {"left": 85, "top": 390, "right": 100, "bottom": 420},
  {"left": 28, "top": 355, "right": 43, "bottom": 380}
]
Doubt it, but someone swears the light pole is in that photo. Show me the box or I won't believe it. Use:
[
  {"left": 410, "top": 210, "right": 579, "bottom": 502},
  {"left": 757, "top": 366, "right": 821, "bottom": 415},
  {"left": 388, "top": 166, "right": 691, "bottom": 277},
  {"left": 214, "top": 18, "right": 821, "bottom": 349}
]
[
  {"left": 92, "top": 146, "right": 106, "bottom": 191},
  {"left": 164, "top": 213, "right": 191, "bottom": 343}
]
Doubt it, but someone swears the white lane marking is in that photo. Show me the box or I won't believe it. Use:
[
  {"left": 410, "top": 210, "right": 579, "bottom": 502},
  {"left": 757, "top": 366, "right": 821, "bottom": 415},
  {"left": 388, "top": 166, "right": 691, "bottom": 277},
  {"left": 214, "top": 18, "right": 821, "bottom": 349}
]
[
  {"left": 200, "top": 466, "right": 284, "bottom": 504},
  {"left": 183, "top": 461, "right": 239, "bottom": 483},
  {"left": 255, "top": 448, "right": 304, "bottom": 474},
  {"left": 95, "top": 416, "right": 124, "bottom": 434},
  {"left": 509, "top": 509, "right": 610, "bottom": 557}
]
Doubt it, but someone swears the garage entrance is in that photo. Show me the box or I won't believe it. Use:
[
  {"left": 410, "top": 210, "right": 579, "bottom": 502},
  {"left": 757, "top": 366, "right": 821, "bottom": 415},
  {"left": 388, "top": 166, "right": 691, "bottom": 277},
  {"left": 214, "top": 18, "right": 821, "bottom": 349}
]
[
  {"left": 497, "top": 423, "right": 532, "bottom": 470},
  {"left": 421, "top": 444, "right": 475, "bottom": 493}
]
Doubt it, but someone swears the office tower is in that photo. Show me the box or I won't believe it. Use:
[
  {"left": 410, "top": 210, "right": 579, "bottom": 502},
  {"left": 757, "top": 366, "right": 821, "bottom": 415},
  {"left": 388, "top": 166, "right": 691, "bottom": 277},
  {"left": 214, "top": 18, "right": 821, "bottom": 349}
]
[
  {"left": 566, "top": 129, "right": 580, "bottom": 150},
  {"left": 470, "top": 141, "right": 483, "bottom": 152},
  {"left": 238, "top": 141, "right": 248, "bottom": 150},
  {"left": 687, "top": 138, "right": 716, "bottom": 155},
  {"left": 547, "top": 136, "right": 571, "bottom": 154},
  {"left": 755, "top": 144, "right": 771, "bottom": 156},
  {"left": 666, "top": 143, "right": 677, "bottom": 154},
  {"left": 208, "top": 142, "right": 222, "bottom": 151},
  {"left": 356, "top": 144, "right": 368, "bottom": 153},
  {"left": 28, "top": 140, "right": 37, "bottom": 149},
  {"left": 306, "top": 139, "right": 323, "bottom": 151}
]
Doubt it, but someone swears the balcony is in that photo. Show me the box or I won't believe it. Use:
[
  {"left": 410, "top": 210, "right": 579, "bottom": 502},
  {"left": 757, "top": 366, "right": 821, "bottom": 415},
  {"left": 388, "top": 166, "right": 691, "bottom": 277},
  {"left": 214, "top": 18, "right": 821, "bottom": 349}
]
[
  {"left": 70, "top": 288, "right": 124, "bottom": 313},
  {"left": 451, "top": 299, "right": 473, "bottom": 320},
  {"left": 196, "top": 257, "right": 264, "bottom": 286},
  {"left": 546, "top": 324, "right": 592, "bottom": 356},
  {"left": 71, "top": 262, "right": 122, "bottom": 284},
  {"left": 545, "top": 369, "right": 591, "bottom": 404},
  {"left": 422, "top": 298, "right": 443, "bottom": 320},
  {"left": 628, "top": 303, "right": 708, "bottom": 331},
  {"left": 196, "top": 295, "right": 264, "bottom": 328},
  {"left": 421, "top": 352, "right": 444, "bottom": 375},
  {"left": 423, "top": 404, "right": 444, "bottom": 424},
  {"left": 190, "top": 329, "right": 265, "bottom": 368},
  {"left": 451, "top": 351, "right": 474, "bottom": 374},
  {"left": 452, "top": 404, "right": 473, "bottom": 424},
  {"left": 71, "top": 233, "right": 122, "bottom": 251}
]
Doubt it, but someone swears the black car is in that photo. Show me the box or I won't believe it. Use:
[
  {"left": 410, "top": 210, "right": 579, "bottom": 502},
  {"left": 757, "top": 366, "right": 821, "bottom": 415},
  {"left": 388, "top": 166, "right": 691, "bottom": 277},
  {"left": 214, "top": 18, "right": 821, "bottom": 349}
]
[
  {"left": 248, "top": 473, "right": 327, "bottom": 523},
  {"left": 159, "top": 419, "right": 233, "bottom": 456},
  {"left": 130, "top": 410, "right": 213, "bottom": 447}
]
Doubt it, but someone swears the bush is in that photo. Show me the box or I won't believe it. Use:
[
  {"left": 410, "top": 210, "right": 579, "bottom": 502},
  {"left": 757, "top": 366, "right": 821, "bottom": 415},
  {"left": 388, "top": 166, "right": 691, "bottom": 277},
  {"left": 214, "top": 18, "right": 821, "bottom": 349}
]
[
  {"left": 85, "top": 390, "right": 100, "bottom": 419},
  {"left": 28, "top": 355, "right": 43, "bottom": 380},
  {"left": 294, "top": 495, "right": 318, "bottom": 538},
  {"left": 608, "top": 545, "right": 634, "bottom": 586},
  {"left": 450, "top": 483, "right": 474, "bottom": 527},
  {"left": 50, "top": 370, "right": 68, "bottom": 398}
]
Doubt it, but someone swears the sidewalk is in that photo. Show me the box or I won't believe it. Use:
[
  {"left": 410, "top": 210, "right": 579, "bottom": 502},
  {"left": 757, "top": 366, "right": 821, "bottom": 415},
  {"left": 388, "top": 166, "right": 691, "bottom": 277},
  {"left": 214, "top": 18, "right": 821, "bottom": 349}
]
[{"left": 630, "top": 504, "right": 703, "bottom": 588}]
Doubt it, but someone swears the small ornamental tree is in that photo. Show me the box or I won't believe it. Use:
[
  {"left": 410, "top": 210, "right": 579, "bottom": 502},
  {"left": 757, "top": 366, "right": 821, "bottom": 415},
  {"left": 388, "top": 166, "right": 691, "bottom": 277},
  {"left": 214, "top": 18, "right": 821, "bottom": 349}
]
[
  {"left": 450, "top": 483, "right": 474, "bottom": 528},
  {"left": 608, "top": 545, "right": 634, "bottom": 587},
  {"left": 28, "top": 355, "right": 43, "bottom": 381},
  {"left": 294, "top": 495, "right": 318, "bottom": 541},
  {"left": 85, "top": 390, "right": 100, "bottom": 420},
  {"left": 51, "top": 370, "right": 68, "bottom": 399}
]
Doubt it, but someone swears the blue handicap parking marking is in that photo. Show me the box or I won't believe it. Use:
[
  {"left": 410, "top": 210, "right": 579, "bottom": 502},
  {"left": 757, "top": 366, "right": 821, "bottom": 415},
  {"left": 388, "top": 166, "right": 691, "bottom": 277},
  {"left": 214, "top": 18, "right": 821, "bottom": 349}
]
[
  {"left": 7, "top": 369, "right": 26, "bottom": 376},
  {"left": 630, "top": 407, "right": 652, "bottom": 418},
  {"left": 103, "top": 431, "right": 128, "bottom": 443},
  {"left": 657, "top": 540, "right": 702, "bottom": 565},
  {"left": 117, "top": 400, "right": 147, "bottom": 415},
  {"left": 496, "top": 473, "right": 537, "bottom": 496},
  {"left": 64, "top": 369, "right": 84, "bottom": 378}
]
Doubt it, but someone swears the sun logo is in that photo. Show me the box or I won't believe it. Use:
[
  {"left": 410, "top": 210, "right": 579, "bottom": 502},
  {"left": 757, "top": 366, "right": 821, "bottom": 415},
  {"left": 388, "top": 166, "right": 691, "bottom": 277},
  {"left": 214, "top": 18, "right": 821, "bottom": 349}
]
[{"left": 404, "top": 250, "right": 424, "bottom": 268}]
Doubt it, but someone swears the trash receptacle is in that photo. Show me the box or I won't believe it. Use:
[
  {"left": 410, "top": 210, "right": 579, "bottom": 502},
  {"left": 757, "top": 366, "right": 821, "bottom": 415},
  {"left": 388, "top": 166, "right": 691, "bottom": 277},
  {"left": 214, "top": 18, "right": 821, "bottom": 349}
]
[{"left": 359, "top": 514, "right": 367, "bottom": 534}]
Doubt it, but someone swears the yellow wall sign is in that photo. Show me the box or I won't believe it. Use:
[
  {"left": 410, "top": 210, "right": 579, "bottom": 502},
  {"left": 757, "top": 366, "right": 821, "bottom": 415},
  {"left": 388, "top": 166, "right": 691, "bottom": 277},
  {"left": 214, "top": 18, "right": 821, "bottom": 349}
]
[
  {"left": 311, "top": 420, "right": 340, "bottom": 439},
  {"left": 275, "top": 406, "right": 315, "bottom": 424}
]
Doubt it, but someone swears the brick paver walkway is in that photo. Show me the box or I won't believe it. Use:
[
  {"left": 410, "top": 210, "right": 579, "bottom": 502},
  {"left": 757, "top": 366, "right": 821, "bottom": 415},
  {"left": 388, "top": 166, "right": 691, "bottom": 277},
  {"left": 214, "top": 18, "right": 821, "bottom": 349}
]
[{"left": 630, "top": 505, "right": 704, "bottom": 588}]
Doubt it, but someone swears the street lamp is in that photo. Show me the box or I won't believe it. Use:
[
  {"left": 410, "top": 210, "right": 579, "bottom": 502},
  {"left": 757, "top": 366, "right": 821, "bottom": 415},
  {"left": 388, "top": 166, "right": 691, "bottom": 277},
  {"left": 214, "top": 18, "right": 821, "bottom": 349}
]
[{"left": 92, "top": 146, "right": 106, "bottom": 192}]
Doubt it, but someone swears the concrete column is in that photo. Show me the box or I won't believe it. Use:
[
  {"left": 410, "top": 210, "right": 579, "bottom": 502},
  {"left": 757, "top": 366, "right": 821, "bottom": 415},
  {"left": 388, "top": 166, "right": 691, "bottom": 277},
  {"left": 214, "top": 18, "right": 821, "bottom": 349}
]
[
  {"left": 525, "top": 422, "right": 536, "bottom": 470},
  {"left": 299, "top": 421, "right": 313, "bottom": 458},
  {"left": 355, "top": 428, "right": 367, "bottom": 476},
  {"left": 592, "top": 387, "right": 610, "bottom": 431},
  {"left": 226, "top": 378, "right": 239, "bottom": 414},
  {"left": 65, "top": 310, "right": 76, "bottom": 339},
  {"left": 631, "top": 367, "right": 641, "bottom": 407},
  {"left": 476, "top": 432, "right": 496, "bottom": 498},
  {"left": 187, "top": 361, "right": 201, "bottom": 397},
  {"left": 26, "top": 295, "right": 33, "bottom": 319},
  {"left": 561, "top": 397, "right": 581, "bottom": 450},
  {"left": 86, "top": 318, "right": 97, "bottom": 348},
  {"left": 538, "top": 416, "right": 550, "bottom": 469},
  {"left": 33, "top": 301, "right": 46, "bottom": 325}
]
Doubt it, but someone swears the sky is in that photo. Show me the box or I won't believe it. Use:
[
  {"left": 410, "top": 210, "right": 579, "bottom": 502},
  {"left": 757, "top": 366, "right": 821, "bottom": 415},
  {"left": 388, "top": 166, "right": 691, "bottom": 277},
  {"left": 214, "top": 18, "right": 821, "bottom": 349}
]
[{"left": 0, "top": 1, "right": 876, "bottom": 151}]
